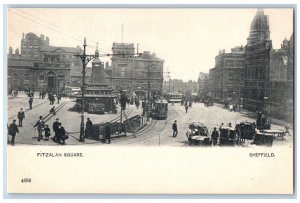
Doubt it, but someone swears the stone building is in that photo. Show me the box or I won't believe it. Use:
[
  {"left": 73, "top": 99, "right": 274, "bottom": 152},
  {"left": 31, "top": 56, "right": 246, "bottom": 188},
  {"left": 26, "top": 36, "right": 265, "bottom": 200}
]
[
  {"left": 162, "top": 79, "right": 198, "bottom": 94},
  {"left": 197, "top": 72, "right": 209, "bottom": 94},
  {"left": 287, "top": 34, "right": 294, "bottom": 81},
  {"left": 243, "top": 9, "right": 293, "bottom": 121},
  {"left": 39, "top": 45, "right": 84, "bottom": 86},
  {"left": 203, "top": 9, "right": 294, "bottom": 121},
  {"left": 208, "top": 46, "right": 245, "bottom": 103},
  {"left": 109, "top": 43, "right": 164, "bottom": 97},
  {"left": 8, "top": 32, "right": 84, "bottom": 92}
]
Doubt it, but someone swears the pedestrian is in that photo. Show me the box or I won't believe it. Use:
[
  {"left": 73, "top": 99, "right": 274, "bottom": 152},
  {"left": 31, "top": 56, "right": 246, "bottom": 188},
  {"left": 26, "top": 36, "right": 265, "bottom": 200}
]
[
  {"left": 185, "top": 105, "right": 188, "bottom": 114},
  {"left": 104, "top": 122, "right": 112, "bottom": 144},
  {"left": 28, "top": 97, "right": 33, "bottom": 110},
  {"left": 256, "top": 111, "right": 263, "bottom": 130},
  {"left": 85, "top": 118, "right": 93, "bottom": 138},
  {"left": 57, "top": 94, "right": 61, "bottom": 104},
  {"left": 8, "top": 119, "right": 19, "bottom": 145},
  {"left": 50, "top": 106, "right": 56, "bottom": 115},
  {"left": 53, "top": 118, "right": 60, "bottom": 142},
  {"left": 228, "top": 122, "right": 232, "bottom": 128},
  {"left": 135, "top": 99, "right": 140, "bottom": 109},
  {"left": 44, "top": 125, "right": 51, "bottom": 141},
  {"left": 39, "top": 91, "right": 42, "bottom": 99},
  {"left": 211, "top": 127, "right": 219, "bottom": 145},
  {"left": 219, "top": 123, "right": 224, "bottom": 131},
  {"left": 50, "top": 95, "right": 54, "bottom": 105},
  {"left": 172, "top": 120, "right": 178, "bottom": 137},
  {"left": 17, "top": 108, "right": 25, "bottom": 127},
  {"left": 285, "top": 124, "right": 290, "bottom": 136},
  {"left": 57, "top": 123, "right": 67, "bottom": 144},
  {"left": 33, "top": 116, "right": 45, "bottom": 141}
]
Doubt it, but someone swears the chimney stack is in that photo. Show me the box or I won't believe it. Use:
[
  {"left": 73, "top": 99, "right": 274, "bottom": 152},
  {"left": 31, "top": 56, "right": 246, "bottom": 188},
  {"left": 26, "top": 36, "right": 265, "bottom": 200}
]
[{"left": 9, "top": 47, "right": 13, "bottom": 55}]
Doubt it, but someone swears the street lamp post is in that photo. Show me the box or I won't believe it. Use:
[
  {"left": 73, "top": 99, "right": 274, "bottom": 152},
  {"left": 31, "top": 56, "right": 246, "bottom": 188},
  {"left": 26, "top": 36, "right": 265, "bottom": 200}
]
[{"left": 75, "top": 38, "right": 96, "bottom": 142}]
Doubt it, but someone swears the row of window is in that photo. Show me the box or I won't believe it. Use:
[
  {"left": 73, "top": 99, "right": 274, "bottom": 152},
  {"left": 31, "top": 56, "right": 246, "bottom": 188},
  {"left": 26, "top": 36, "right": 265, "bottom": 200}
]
[
  {"left": 22, "top": 45, "right": 39, "bottom": 49},
  {"left": 22, "top": 54, "right": 39, "bottom": 58},
  {"left": 217, "top": 61, "right": 245, "bottom": 68}
]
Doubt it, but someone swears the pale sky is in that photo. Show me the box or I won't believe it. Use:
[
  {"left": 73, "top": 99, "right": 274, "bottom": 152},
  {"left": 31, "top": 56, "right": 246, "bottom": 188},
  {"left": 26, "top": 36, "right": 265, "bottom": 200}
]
[{"left": 7, "top": 8, "right": 293, "bottom": 82}]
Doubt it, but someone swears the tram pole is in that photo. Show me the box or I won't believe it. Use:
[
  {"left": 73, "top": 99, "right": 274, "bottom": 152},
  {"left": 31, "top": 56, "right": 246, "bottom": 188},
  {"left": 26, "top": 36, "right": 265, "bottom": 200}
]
[
  {"left": 75, "top": 38, "right": 96, "bottom": 142},
  {"left": 80, "top": 38, "right": 87, "bottom": 142}
]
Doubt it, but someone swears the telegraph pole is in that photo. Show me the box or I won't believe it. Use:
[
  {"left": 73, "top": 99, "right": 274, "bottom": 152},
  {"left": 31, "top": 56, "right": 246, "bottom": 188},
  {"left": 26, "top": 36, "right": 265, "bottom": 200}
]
[{"left": 74, "top": 38, "right": 96, "bottom": 142}]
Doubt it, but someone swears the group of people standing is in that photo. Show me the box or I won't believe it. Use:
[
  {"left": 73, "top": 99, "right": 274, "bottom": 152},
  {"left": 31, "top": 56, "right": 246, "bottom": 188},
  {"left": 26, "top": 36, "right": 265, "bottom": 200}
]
[
  {"left": 7, "top": 108, "right": 25, "bottom": 145},
  {"left": 8, "top": 112, "right": 68, "bottom": 145},
  {"left": 39, "top": 91, "right": 47, "bottom": 99},
  {"left": 33, "top": 116, "right": 67, "bottom": 144}
]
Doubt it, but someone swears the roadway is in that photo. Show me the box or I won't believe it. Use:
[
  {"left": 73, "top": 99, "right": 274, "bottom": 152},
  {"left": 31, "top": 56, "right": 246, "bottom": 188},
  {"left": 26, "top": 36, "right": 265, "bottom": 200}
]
[{"left": 7, "top": 96, "right": 293, "bottom": 147}]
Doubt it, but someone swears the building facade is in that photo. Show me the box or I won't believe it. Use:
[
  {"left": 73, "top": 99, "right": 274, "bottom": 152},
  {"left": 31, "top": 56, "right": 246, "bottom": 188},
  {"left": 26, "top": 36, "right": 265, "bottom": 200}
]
[
  {"left": 208, "top": 46, "right": 245, "bottom": 103},
  {"left": 8, "top": 32, "right": 84, "bottom": 92},
  {"left": 163, "top": 79, "right": 198, "bottom": 94},
  {"left": 109, "top": 43, "right": 164, "bottom": 97},
  {"left": 203, "top": 9, "right": 294, "bottom": 121},
  {"left": 197, "top": 72, "right": 209, "bottom": 94},
  {"left": 244, "top": 9, "right": 293, "bottom": 121}
]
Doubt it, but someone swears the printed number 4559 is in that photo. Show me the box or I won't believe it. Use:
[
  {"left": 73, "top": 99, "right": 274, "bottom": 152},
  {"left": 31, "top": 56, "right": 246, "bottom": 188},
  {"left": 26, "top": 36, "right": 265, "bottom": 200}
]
[{"left": 21, "top": 178, "right": 31, "bottom": 183}]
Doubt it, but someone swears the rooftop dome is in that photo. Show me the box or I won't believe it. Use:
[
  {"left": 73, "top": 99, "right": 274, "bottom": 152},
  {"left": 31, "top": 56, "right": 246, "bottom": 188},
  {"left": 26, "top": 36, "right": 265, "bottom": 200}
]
[
  {"left": 247, "top": 9, "right": 270, "bottom": 45},
  {"left": 92, "top": 43, "right": 101, "bottom": 63},
  {"left": 250, "top": 9, "right": 268, "bottom": 30}
]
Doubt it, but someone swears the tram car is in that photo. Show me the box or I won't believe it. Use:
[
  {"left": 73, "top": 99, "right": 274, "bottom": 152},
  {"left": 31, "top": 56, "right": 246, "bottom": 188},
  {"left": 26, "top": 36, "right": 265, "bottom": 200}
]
[
  {"left": 150, "top": 99, "right": 168, "bottom": 120},
  {"left": 165, "top": 92, "right": 183, "bottom": 103}
]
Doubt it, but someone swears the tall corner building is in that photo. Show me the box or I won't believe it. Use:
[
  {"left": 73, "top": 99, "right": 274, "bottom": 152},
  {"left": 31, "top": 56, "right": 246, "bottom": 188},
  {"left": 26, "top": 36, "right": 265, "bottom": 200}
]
[
  {"left": 244, "top": 9, "right": 272, "bottom": 112},
  {"left": 244, "top": 9, "right": 294, "bottom": 121}
]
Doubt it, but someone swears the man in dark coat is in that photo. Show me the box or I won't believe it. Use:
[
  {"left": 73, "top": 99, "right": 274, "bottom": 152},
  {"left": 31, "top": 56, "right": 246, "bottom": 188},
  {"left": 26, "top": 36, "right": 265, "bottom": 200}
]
[
  {"left": 8, "top": 119, "right": 19, "bottom": 145},
  {"left": 28, "top": 97, "right": 33, "bottom": 109},
  {"left": 57, "top": 94, "right": 61, "bottom": 104},
  {"left": 50, "top": 106, "right": 56, "bottom": 115},
  {"left": 17, "top": 108, "right": 25, "bottom": 127},
  {"left": 57, "top": 123, "right": 67, "bottom": 144},
  {"left": 185, "top": 105, "right": 188, "bottom": 114},
  {"left": 211, "top": 127, "right": 219, "bottom": 145},
  {"left": 256, "top": 111, "right": 263, "bottom": 130},
  {"left": 85, "top": 118, "right": 93, "bottom": 138},
  {"left": 172, "top": 120, "right": 178, "bottom": 137},
  {"left": 52, "top": 118, "right": 60, "bottom": 142},
  {"left": 34, "top": 116, "right": 44, "bottom": 141},
  {"left": 104, "top": 122, "right": 112, "bottom": 144}
]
